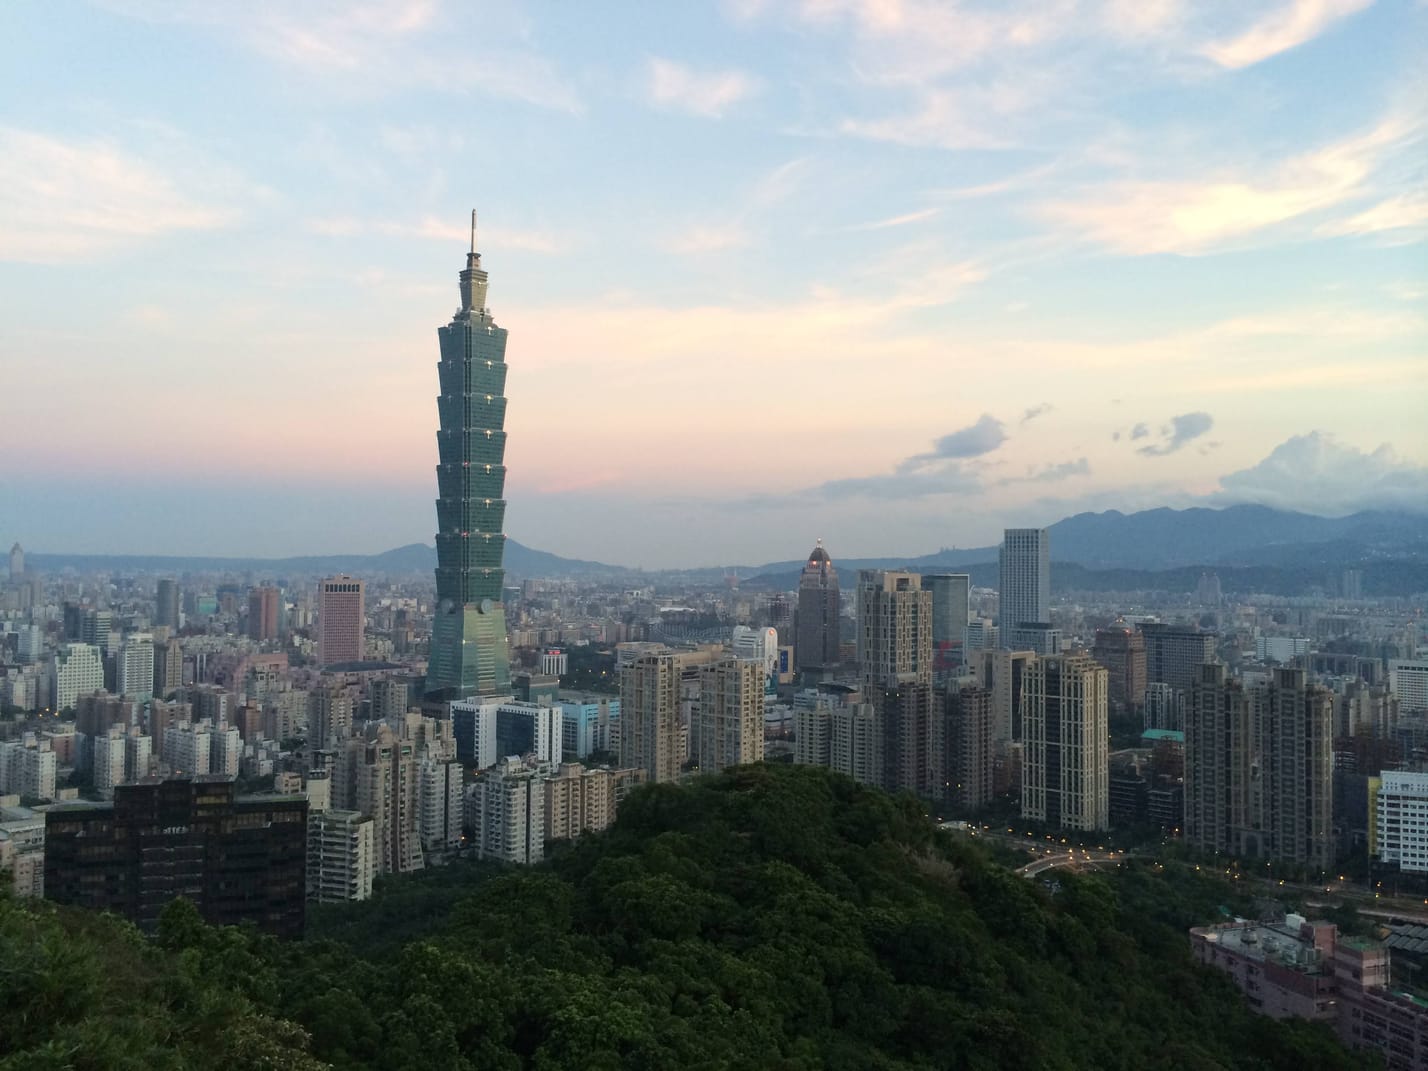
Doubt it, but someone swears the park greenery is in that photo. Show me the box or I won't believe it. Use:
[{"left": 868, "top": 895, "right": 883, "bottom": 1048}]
[{"left": 1, "top": 764, "right": 1378, "bottom": 1069}]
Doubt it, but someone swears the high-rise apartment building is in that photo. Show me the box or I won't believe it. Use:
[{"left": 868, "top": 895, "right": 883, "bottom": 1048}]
[
  {"left": 332, "top": 724, "right": 424, "bottom": 875},
  {"left": 155, "top": 578, "right": 179, "bottom": 630},
  {"left": 306, "top": 804, "right": 375, "bottom": 903},
  {"left": 1389, "top": 660, "right": 1428, "bottom": 714},
  {"left": 970, "top": 647, "right": 1036, "bottom": 744},
  {"left": 946, "top": 686, "right": 995, "bottom": 810},
  {"left": 543, "top": 762, "right": 645, "bottom": 842},
  {"left": 880, "top": 681, "right": 942, "bottom": 798},
  {"left": 692, "top": 657, "right": 765, "bottom": 775},
  {"left": 468, "top": 756, "right": 545, "bottom": 865},
  {"left": 0, "top": 736, "right": 57, "bottom": 801},
  {"left": 1373, "top": 772, "right": 1428, "bottom": 875},
  {"left": 1021, "top": 654, "right": 1109, "bottom": 832},
  {"left": 317, "top": 576, "right": 365, "bottom": 667},
  {"left": 52, "top": 643, "right": 104, "bottom": 711},
  {"left": 856, "top": 570, "right": 932, "bottom": 690},
  {"left": 248, "top": 586, "right": 281, "bottom": 642},
  {"left": 1092, "top": 627, "right": 1147, "bottom": 714},
  {"left": 795, "top": 540, "right": 841, "bottom": 673},
  {"left": 44, "top": 775, "right": 307, "bottom": 937},
  {"left": 425, "top": 215, "right": 514, "bottom": 702},
  {"left": 164, "top": 721, "right": 212, "bottom": 777},
  {"left": 117, "top": 634, "right": 155, "bottom": 702},
  {"left": 152, "top": 638, "right": 183, "bottom": 699},
  {"left": 559, "top": 695, "right": 621, "bottom": 759},
  {"left": 418, "top": 749, "right": 464, "bottom": 858},
  {"left": 1140, "top": 622, "right": 1216, "bottom": 694},
  {"left": 307, "top": 687, "right": 354, "bottom": 753},
  {"left": 999, "top": 528, "right": 1054, "bottom": 654},
  {"left": 1185, "top": 664, "right": 1333, "bottom": 869},
  {"left": 619, "top": 652, "right": 684, "bottom": 783},
  {"left": 8, "top": 542, "right": 22, "bottom": 580}
]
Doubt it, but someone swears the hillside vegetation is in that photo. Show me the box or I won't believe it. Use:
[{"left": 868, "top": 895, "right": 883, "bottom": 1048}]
[{"left": 2, "top": 765, "right": 1373, "bottom": 1069}]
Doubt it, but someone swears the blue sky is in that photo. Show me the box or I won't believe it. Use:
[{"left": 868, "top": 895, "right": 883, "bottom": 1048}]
[{"left": 1, "top": 0, "right": 1424, "bottom": 567}]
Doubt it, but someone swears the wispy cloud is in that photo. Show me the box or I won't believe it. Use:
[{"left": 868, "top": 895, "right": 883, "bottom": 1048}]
[
  {"left": 1041, "top": 113, "right": 1420, "bottom": 254},
  {"left": 1317, "top": 191, "right": 1428, "bottom": 238},
  {"left": 1020, "top": 403, "right": 1053, "bottom": 424},
  {"left": 1137, "top": 412, "right": 1214, "bottom": 456},
  {"left": 996, "top": 457, "right": 1090, "bottom": 486},
  {"left": 647, "top": 58, "right": 760, "bottom": 118},
  {"left": 1200, "top": 0, "right": 1373, "bottom": 69},
  {"left": 661, "top": 224, "right": 752, "bottom": 254},
  {"left": 845, "top": 207, "right": 941, "bottom": 231},
  {"left": 0, "top": 126, "right": 239, "bottom": 263}
]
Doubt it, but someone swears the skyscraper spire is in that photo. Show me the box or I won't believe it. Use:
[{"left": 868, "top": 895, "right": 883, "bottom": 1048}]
[
  {"left": 470, "top": 208, "right": 477, "bottom": 255},
  {"left": 458, "top": 206, "right": 489, "bottom": 315}
]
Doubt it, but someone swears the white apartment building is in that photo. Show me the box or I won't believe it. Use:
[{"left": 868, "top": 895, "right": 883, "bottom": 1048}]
[
  {"left": 307, "top": 808, "right": 376, "bottom": 903},
  {"left": 164, "top": 721, "right": 212, "bottom": 777},
  {"left": 117, "top": 634, "right": 155, "bottom": 701},
  {"left": 468, "top": 756, "right": 546, "bottom": 865},
  {"left": 1376, "top": 772, "right": 1428, "bottom": 873},
  {"left": 52, "top": 643, "right": 103, "bottom": 711},
  {"left": 0, "top": 736, "right": 57, "bottom": 801},
  {"left": 1390, "top": 660, "right": 1428, "bottom": 714}
]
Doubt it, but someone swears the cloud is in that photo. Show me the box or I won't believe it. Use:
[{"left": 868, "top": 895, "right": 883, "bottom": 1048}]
[
  {"left": 1137, "top": 412, "right": 1214, "bottom": 456},
  {"left": 307, "top": 215, "right": 570, "bottom": 253},
  {"left": 846, "top": 207, "right": 941, "bottom": 231},
  {"left": 1200, "top": 0, "right": 1373, "bottom": 69},
  {"left": 1020, "top": 403, "right": 1053, "bottom": 424},
  {"left": 1130, "top": 423, "right": 1150, "bottom": 440},
  {"left": 647, "top": 58, "right": 759, "bottom": 118},
  {"left": 812, "top": 464, "right": 985, "bottom": 501},
  {"left": 901, "top": 414, "right": 1008, "bottom": 470},
  {"left": 1318, "top": 191, "right": 1428, "bottom": 238},
  {"left": 0, "top": 127, "right": 238, "bottom": 263},
  {"left": 1213, "top": 432, "right": 1428, "bottom": 514},
  {"left": 996, "top": 458, "right": 1090, "bottom": 486},
  {"left": 661, "top": 225, "right": 752, "bottom": 254},
  {"left": 1040, "top": 114, "right": 1420, "bottom": 255}
]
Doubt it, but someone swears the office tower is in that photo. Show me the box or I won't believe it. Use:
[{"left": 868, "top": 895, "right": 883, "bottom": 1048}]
[
  {"left": 317, "top": 575, "right": 365, "bottom": 666},
  {"left": 619, "top": 651, "right": 684, "bottom": 783},
  {"left": 732, "top": 625, "right": 779, "bottom": 682},
  {"left": 8, "top": 542, "right": 22, "bottom": 580},
  {"left": 116, "top": 634, "right": 155, "bottom": 702},
  {"left": 999, "top": 528, "right": 1054, "bottom": 654},
  {"left": 468, "top": 756, "right": 546, "bottom": 864},
  {"left": 1139, "top": 622, "right": 1216, "bottom": 694},
  {"left": 308, "top": 688, "right": 354, "bottom": 752},
  {"left": 1144, "top": 682, "right": 1186, "bottom": 732},
  {"left": 0, "top": 736, "right": 58, "bottom": 801},
  {"left": 1196, "top": 572, "right": 1222, "bottom": 606},
  {"left": 922, "top": 573, "right": 970, "bottom": 670},
  {"left": 79, "top": 609, "right": 112, "bottom": 651},
  {"left": 795, "top": 540, "right": 841, "bottom": 673},
  {"left": 560, "top": 695, "right": 621, "bottom": 759},
  {"left": 14, "top": 624, "right": 42, "bottom": 665},
  {"left": 946, "top": 686, "right": 995, "bottom": 810},
  {"left": 692, "top": 658, "right": 765, "bottom": 775},
  {"left": 543, "top": 762, "right": 645, "bottom": 842},
  {"left": 152, "top": 637, "right": 183, "bottom": 699},
  {"left": 1390, "top": 660, "right": 1428, "bottom": 714},
  {"left": 44, "top": 775, "right": 307, "bottom": 937},
  {"left": 426, "top": 215, "right": 514, "bottom": 702},
  {"left": 306, "top": 806, "right": 375, "bottom": 903},
  {"left": 248, "top": 586, "right": 281, "bottom": 641},
  {"left": 540, "top": 648, "right": 568, "bottom": 676},
  {"left": 1091, "top": 627, "right": 1146, "bottom": 714},
  {"left": 449, "top": 698, "right": 562, "bottom": 769},
  {"left": 1022, "top": 654, "right": 1109, "bottom": 832},
  {"left": 1341, "top": 568, "right": 1363, "bottom": 600},
  {"left": 333, "top": 724, "right": 424, "bottom": 875},
  {"left": 155, "top": 578, "right": 179, "bottom": 629},
  {"left": 1256, "top": 636, "right": 1311, "bottom": 664},
  {"left": 856, "top": 570, "right": 932, "bottom": 690},
  {"left": 1185, "top": 664, "right": 1333, "bottom": 868},
  {"left": 51, "top": 643, "right": 104, "bottom": 711}
]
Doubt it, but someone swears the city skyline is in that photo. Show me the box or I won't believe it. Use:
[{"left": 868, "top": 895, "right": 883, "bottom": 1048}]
[{"left": 2, "top": 1, "right": 1426, "bottom": 568}]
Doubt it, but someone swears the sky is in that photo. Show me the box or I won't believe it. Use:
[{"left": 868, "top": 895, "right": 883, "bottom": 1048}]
[{"left": 1, "top": 0, "right": 1425, "bottom": 569}]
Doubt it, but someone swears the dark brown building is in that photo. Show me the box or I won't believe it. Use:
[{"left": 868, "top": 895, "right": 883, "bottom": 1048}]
[
  {"left": 1092, "top": 626, "right": 1147, "bottom": 714},
  {"left": 946, "top": 685, "right": 994, "bottom": 810},
  {"left": 247, "top": 586, "right": 281, "bottom": 642},
  {"left": 44, "top": 774, "right": 306, "bottom": 938}
]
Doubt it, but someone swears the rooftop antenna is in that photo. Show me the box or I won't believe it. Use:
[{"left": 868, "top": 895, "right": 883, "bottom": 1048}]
[{"left": 470, "top": 208, "right": 477, "bottom": 254}]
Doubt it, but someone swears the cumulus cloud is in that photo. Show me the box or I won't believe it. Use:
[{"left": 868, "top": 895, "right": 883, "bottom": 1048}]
[
  {"left": 900, "top": 414, "right": 1008, "bottom": 471},
  {"left": 648, "top": 58, "right": 759, "bottom": 118},
  {"left": 1137, "top": 412, "right": 1214, "bottom": 456},
  {"left": 1213, "top": 432, "right": 1428, "bottom": 514},
  {"left": 1130, "top": 423, "right": 1150, "bottom": 440}
]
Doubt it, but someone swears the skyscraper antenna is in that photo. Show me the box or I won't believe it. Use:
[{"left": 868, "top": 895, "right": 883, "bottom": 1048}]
[{"left": 470, "top": 209, "right": 477, "bottom": 254}]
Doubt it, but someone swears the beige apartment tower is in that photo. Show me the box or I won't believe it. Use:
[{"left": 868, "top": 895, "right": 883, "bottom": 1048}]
[
  {"left": 692, "top": 657, "right": 766, "bottom": 776},
  {"left": 317, "top": 575, "right": 365, "bottom": 667},
  {"left": 1021, "top": 654, "right": 1109, "bottom": 832},
  {"left": 856, "top": 570, "right": 932, "bottom": 690}
]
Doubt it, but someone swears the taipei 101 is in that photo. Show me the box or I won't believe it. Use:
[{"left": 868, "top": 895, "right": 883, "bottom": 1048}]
[{"left": 2, "top": 4, "right": 1425, "bottom": 1068}]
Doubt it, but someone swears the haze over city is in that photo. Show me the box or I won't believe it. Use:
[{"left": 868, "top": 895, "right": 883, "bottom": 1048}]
[{"left": 2, "top": 0, "right": 1425, "bottom": 568}]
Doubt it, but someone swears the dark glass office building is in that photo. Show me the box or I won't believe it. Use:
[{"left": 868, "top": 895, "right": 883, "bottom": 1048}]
[
  {"left": 44, "top": 774, "right": 307, "bottom": 938},
  {"left": 425, "top": 213, "right": 514, "bottom": 701}
]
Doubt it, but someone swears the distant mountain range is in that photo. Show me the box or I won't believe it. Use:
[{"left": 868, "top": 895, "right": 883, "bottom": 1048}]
[{"left": 26, "top": 505, "right": 1428, "bottom": 590}]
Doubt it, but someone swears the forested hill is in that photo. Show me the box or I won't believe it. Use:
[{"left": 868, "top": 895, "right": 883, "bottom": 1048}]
[{"left": 4, "top": 765, "right": 1372, "bottom": 1070}]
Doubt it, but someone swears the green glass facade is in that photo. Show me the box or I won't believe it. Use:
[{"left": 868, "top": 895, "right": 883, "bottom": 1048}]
[{"left": 425, "top": 239, "right": 513, "bottom": 700}]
